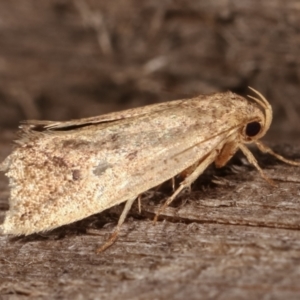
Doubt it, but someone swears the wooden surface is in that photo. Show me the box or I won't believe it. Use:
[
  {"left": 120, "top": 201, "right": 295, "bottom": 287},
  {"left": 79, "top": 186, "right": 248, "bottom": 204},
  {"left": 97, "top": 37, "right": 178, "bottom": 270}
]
[
  {"left": 1, "top": 139, "right": 300, "bottom": 299},
  {"left": 1, "top": 1, "right": 300, "bottom": 299}
]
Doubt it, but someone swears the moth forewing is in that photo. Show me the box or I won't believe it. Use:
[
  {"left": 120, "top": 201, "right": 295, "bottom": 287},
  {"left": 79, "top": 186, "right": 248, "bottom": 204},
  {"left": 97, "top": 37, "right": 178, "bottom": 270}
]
[
  {"left": 21, "top": 98, "right": 198, "bottom": 131},
  {"left": 1, "top": 88, "right": 299, "bottom": 252},
  {"left": 0, "top": 121, "right": 231, "bottom": 235}
]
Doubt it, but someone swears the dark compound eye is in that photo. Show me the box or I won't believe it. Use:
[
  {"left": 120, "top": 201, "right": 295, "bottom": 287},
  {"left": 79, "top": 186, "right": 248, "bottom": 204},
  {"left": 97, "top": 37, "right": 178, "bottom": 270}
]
[{"left": 245, "top": 121, "right": 261, "bottom": 137}]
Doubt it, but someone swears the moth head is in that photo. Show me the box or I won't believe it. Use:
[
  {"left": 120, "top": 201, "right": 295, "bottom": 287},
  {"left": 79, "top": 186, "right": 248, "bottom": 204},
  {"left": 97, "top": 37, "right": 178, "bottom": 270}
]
[{"left": 242, "top": 87, "right": 273, "bottom": 143}]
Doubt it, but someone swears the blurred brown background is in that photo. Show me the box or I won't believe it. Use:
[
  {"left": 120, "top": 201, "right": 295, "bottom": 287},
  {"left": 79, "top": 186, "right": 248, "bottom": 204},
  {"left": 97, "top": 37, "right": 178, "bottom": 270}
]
[
  {"left": 1, "top": 2, "right": 300, "bottom": 299},
  {"left": 0, "top": 0, "right": 299, "bottom": 141}
]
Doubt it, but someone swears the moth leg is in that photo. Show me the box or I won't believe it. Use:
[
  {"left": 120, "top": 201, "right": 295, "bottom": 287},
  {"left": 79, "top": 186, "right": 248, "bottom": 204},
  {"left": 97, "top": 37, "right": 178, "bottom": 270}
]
[
  {"left": 171, "top": 176, "right": 175, "bottom": 191},
  {"left": 215, "top": 140, "right": 239, "bottom": 168},
  {"left": 239, "top": 144, "right": 276, "bottom": 186},
  {"left": 97, "top": 197, "right": 136, "bottom": 253},
  {"left": 138, "top": 194, "right": 142, "bottom": 213},
  {"left": 255, "top": 140, "right": 300, "bottom": 166},
  {"left": 154, "top": 150, "right": 218, "bottom": 223}
]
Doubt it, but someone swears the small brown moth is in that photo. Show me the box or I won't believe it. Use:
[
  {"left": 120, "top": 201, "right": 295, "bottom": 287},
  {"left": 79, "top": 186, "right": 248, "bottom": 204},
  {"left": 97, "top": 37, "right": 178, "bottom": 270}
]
[{"left": 0, "top": 88, "right": 299, "bottom": 251}]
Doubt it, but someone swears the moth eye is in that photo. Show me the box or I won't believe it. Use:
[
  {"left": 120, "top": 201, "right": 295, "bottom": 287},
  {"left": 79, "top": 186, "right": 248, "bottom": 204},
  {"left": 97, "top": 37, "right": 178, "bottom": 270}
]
[{"left": 245, "top": 121, "right": 261, "bottom": 137}]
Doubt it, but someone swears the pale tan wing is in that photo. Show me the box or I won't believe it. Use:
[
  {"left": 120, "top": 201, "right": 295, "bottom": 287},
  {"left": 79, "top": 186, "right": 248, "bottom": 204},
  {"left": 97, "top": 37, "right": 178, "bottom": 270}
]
[
  {"left": 1, "top": 92, "right": 263, "bottom": 235},
  {"left": 20, "top": 97, "right": 202, "bottom": 131},
  {"left": 17, "top": 98, "right": 197, "bottom": 145}
]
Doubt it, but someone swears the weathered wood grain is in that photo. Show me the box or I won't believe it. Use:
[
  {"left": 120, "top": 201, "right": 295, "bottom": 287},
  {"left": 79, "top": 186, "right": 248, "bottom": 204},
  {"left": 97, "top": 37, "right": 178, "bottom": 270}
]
[{"left": 0, "top": 139, "right": 299, "bottom": 299}]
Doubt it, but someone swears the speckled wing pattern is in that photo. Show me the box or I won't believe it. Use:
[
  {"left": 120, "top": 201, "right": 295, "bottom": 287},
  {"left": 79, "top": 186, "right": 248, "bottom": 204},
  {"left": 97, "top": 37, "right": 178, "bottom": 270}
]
[{"left": 0, "top": 92, "right": 262, "bottom": 235}]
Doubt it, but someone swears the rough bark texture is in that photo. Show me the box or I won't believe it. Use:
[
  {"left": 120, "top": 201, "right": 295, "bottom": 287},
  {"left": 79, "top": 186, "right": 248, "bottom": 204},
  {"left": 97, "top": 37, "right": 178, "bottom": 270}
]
[
  {"left": 1, "top": 143, "right": 300, "bottom": 299},
  {"left": 0, "top": 1, "right": 300, "bottom": 299}
]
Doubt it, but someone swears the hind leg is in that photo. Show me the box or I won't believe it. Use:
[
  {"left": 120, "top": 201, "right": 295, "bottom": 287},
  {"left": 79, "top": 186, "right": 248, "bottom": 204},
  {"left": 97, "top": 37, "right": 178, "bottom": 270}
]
[{"left": 97, "top": 197, "right": 136, "bottom": 253}]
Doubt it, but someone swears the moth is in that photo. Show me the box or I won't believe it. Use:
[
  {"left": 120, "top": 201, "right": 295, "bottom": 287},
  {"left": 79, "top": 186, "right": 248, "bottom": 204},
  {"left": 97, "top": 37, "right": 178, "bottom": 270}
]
[{"left": 0, "top": 88, "right": 299, "bottom": 251}]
